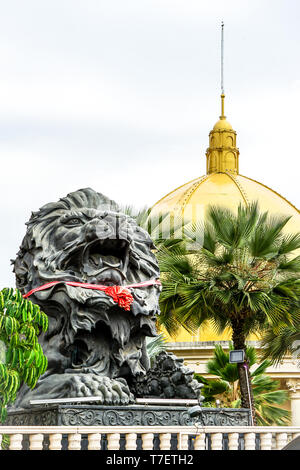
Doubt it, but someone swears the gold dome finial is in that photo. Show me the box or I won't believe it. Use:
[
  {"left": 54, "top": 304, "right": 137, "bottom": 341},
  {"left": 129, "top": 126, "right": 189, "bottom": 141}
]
[
  {"left": 220, "top": 93, "right": 225, "bottom": 119},
  {"left": 205, "top": 23, "right": 239, "bottom": 174}
]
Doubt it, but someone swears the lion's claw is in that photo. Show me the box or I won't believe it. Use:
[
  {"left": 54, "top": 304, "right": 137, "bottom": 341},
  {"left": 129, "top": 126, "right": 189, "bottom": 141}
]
[{"left": 66, "top": 374, "right": 134, "bottom": 404}]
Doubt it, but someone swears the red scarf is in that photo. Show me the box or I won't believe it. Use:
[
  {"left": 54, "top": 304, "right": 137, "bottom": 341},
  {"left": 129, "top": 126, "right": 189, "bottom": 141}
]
[{"left": 23, "top": 279, "right": 161, "bottom": 311}]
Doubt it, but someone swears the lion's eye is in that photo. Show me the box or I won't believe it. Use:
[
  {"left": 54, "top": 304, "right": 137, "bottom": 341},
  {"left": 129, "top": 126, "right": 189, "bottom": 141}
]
[{"left": 64, "top": 218, "right": 83, "bottom": 225}]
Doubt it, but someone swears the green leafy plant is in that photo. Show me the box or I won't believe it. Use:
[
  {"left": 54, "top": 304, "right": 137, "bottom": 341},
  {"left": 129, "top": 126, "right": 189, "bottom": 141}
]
[
  {"left": 0, "top": 287, "right": 48, "bottom": 423},
  {"left": 195, "top": 344, "right": 290, "bottom": 426}
]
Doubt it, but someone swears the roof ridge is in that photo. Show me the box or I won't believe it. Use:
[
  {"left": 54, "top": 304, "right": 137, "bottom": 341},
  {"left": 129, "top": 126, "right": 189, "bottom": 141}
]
[
  {"left": 224, "top": 172, "right": 250, "bottom": 206},
  {"left": 178, "top": 174, "right": 211, "bottom": 213},
  {"left": 238, "top": 174, "right": 300, "bottom": 214}
]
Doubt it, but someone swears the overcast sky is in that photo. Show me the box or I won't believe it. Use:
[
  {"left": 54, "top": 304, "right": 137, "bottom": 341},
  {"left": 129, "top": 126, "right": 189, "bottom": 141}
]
[{"left": 1, "top": 0, "right": 300, "bottom": 287}]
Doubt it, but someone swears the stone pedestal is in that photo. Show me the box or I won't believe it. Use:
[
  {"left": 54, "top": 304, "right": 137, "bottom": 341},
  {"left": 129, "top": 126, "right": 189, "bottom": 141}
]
[{"left": 4, "top": 404, "right": 251, "bottom": 427}]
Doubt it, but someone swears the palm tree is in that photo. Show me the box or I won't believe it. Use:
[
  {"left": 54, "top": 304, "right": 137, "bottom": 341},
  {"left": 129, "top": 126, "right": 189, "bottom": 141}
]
[
  {"left": 195, "top": 344, "right": 290, "bottom": 426},
  {"left": 157, "top": 202, "right": 300, "bottom": 422}
]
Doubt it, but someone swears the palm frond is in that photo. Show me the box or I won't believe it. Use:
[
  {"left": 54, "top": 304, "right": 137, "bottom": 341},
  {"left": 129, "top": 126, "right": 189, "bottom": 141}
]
[
  {"left": 250, "top": 359, "right": 271, "bottom": 378},
  {"left": 277, "top": 233, "right": 300, "bottom": 255},
  {"left": 146, "top": 334, "right": 168, "bottom": 363},
  {"left": 260, "top": 322, "right": 300, "bottom": 363},
  {"left": 249, "top": 214, "right": 291, "bottom": 259},
  {"left": 278, "top": 255, "right": 300, "bottom": 273}
]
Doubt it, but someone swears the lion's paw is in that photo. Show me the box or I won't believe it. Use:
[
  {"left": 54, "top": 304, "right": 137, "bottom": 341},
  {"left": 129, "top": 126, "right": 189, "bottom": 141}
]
[{"left": 68, "top": 374, "right": 135, "bottom": 405}]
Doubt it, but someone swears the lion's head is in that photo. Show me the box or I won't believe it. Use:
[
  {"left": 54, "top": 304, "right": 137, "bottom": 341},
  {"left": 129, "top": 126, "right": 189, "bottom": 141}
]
[
  {"left": 12, "top": 188, "right": 161, "bottom": 405},
  {"left": 14, "top": 188, "right": 159, "bottom": 290}
]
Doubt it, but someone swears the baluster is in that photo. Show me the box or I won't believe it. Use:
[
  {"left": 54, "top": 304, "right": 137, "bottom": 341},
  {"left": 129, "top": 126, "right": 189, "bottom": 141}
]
[
  {"left": 49, "top": 433, "right": 62, "bottom": 450},
  {"left": 244, "top": 432, "right": 256, "bottom": 450},
  {"left": 107, "top": 433, "right": 120, "bottom": 450},
  {"left": 276, "top": 433, "right": 288, "bottom": 450},
  {"left": 228, "top": 432, "right": 239, "bottom": 450},
  {"left": 177, "top": 433, "right": 189, "bottom": 450},
  {"left": 211, "top": 433, "right": 223, "bottom": 450},
  {"left": 29, "top": 434, "right": 44, "bottom": 450},
  {"left": 160, "top": 433, "right": 171, "bottom": 450},
  {"left": 9, "top": 434, "right": 23, "bottom": 450},
  {"left": 260, "top": 433, "right": 272, "bottom": 450},
  {"left": 194, "top": 433, "right": 206, "bottom": 450},
  {"left": 68, "top": 433, "right": 81, "bottom": 450},
  {"left": 141, "top": 433, "right": 154, "bottom": 450},
  {"left": 88, "top": 433, "right": 101, "bottom": 450},
  {"left": 125, "top": 433, "right": 137, "bottom": 450}
]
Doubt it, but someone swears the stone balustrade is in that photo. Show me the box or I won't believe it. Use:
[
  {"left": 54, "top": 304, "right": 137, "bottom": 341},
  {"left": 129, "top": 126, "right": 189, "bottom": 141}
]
[{"left": 0, "top": 426, "right": 300, "bottom": 450}]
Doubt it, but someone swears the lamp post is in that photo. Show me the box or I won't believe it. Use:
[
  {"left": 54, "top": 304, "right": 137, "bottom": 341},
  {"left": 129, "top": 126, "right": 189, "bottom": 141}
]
[{"left": 229, "top": 349, "right": 255, "bottom": 426}]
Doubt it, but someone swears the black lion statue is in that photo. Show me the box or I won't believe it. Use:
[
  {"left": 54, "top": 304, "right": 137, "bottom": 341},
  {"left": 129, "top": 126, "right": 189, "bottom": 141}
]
[{"left": 12, "top": 188, "right": 161, "bottom": 407}]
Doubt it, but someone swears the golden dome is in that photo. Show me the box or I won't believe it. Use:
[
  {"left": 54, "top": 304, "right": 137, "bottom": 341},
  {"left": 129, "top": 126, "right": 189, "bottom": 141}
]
[{"left": 151, "top": 94, "right": 300, "bottom": 342}]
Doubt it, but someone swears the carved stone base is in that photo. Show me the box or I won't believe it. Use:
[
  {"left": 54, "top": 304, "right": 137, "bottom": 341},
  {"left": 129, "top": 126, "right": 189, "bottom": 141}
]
[{"left": 4, "top": 404, "right": 251, "bottom": 427}]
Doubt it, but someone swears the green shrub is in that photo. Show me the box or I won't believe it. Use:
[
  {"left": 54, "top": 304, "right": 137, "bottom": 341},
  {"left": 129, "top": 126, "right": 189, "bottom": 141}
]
[{"left": 0, "top": 287, "right": 48, "bottom": 423}]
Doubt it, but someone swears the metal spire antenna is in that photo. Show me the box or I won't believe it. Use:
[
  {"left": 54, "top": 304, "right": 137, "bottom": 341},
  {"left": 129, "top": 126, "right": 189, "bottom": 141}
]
[
  {"left": 220, "top": 21, "right": 225, "bottom": 118},
  {"left": 221, "top": 21, "right": 224, "bottom": 95}
]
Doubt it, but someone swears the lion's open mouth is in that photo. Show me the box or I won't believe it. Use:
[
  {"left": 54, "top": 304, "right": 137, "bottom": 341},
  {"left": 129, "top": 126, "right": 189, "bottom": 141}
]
[
  {"left": 64, "top": 238, "right": 130, "bottom": 286},
  {"left": 87, "top": 239, "right": 128, "bottom": 270}
]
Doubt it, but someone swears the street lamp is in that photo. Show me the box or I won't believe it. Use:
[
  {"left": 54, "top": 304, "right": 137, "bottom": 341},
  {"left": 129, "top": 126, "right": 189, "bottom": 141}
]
[
  {"left": 229, "top": 349, "right": 255, "bottom": 426},
  {"left": 229, "top": 349, "right": 245, "bottom": 363}
]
